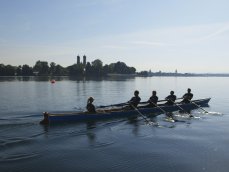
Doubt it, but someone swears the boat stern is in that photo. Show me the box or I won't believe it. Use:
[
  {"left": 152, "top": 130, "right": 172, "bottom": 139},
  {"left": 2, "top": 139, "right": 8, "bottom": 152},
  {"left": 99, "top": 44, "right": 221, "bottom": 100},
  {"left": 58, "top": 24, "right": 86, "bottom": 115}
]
[{"left": 40, "top": 112, "right": 49, "bottom": 125}]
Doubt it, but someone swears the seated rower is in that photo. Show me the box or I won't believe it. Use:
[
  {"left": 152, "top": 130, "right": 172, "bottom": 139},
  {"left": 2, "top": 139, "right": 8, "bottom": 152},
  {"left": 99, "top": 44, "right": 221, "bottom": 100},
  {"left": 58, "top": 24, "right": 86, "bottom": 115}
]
[
  {"left": 86, "top": 97, "right": 96, "bottom": 113},
  {"left": 148, "top": 91, "right": 158, "bottom": 107},
  {"left": 128, "top": 90, "right": 141, "bottom": 109},
  {"left": 165, "top": 91, "right": 176, "bottom": 105},
  {"left": 181, "top": 88, "right": 193, "bottom": 104},
  {"left": 143, "top": 90, "right": 158, "bottom": 108}
]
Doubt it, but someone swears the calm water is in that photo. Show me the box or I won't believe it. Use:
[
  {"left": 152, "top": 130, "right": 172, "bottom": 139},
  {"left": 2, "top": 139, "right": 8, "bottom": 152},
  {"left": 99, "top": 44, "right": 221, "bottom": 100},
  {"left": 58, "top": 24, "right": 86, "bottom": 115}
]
[{"left": 0, "top": 76, "right": 229, "bottom": 172}]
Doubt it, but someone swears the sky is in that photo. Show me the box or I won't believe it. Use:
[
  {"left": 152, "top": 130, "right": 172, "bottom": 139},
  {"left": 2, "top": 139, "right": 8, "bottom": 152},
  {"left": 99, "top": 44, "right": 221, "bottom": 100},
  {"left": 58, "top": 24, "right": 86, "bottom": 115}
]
[{"left": 0, "top": 0, "right": 229, "bottom": 73}]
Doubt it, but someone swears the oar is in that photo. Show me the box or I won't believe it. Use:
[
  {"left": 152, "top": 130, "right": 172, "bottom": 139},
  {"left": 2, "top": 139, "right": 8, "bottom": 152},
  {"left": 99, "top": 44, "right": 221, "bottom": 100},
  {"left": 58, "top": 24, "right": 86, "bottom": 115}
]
[
  {"left": 129, "top": 104, "right": 158, "bottom": 126},
  {"left": 97, "top": 101, "right": 153, "bottom": 108},
  {"left": 97, "top": 101, "right": 151, "bottom": 108},
  {"left": 140, "top": 98, "right": 183, "bottom": 105},
  {"left": 97, "top": 98, "right": 183, "bottom": 108},
  {"left": 170, "top": 100, "right": 193, "bottom": 118},
  {"left": 189, "top": 100, "right": 209, "bottom": 113},
  {"left": 149, "top": 101, "right": 167, "bottom": 114},
  {"left": 97, "top": 102, "right": 128, "bottom": 108},
  {"left": 149, "top": 101, "right": 175, "bottom": 121}
]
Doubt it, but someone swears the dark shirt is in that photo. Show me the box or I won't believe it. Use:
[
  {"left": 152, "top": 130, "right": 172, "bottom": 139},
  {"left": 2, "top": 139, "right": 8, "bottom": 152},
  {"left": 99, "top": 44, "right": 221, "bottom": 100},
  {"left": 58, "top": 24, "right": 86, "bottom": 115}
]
[
  {"left": 148, "top": 95, "right": 158, "bottom": 107},
  {"left": 129, "top": 96, "right": 141, "bottom": 108},
  {"left": 182, "top": 93, "right": 193, "bottom": 103},
  {"left": 165, "top": 95, "right": 176, "bottom": 105},
  {"left": 86, "top": 103, "right": 96, "bottom": 113}
]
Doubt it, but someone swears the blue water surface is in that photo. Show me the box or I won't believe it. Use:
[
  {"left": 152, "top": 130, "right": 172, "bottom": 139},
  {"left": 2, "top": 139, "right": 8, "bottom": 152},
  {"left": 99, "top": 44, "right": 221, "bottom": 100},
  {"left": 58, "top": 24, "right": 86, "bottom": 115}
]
[{"left": 0, "top": 76, "right": 228, "bottom": 172}]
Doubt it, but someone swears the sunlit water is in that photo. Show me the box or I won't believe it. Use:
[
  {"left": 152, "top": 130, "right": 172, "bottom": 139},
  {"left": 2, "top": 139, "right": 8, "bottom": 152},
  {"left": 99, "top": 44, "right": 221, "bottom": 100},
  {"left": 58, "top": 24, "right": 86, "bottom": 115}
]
[{"left": 0, "top": 76, "right": 229, "bottom": 172}]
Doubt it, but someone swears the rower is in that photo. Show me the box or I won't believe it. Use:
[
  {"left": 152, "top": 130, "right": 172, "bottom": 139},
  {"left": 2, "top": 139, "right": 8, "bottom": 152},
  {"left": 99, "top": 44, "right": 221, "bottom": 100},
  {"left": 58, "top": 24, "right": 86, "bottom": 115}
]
[
  {"left": 181, "top": 88, "right": 193, "bottom": 104},
  {"left": 148, "top": 91, "right": 158, "bottom": 107},
  {"left": 165, "top": 91, "right": 176, "bottom": 105},
  {"left": 86, "top": 97, "right": 96, "bottom": 113},
  {"left": 142, "top": 90, "right": 158, "bottom": 108},
  {"left": 128, "top": 90, "right": 141, "bottom": 109}
]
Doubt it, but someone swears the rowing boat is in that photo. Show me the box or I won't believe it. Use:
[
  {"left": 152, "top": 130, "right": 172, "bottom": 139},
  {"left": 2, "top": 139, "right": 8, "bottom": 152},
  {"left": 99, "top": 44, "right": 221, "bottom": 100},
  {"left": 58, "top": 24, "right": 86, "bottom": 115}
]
[{"left": 40, "top": 98, "right": 210, "bottom": 124}]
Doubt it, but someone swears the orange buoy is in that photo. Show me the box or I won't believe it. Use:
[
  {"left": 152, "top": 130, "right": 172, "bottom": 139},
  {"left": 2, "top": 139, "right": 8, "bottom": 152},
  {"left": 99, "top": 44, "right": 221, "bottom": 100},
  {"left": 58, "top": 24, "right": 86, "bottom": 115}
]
[{"left": 51, "top": 79, "right": 56, "bottom": 84}]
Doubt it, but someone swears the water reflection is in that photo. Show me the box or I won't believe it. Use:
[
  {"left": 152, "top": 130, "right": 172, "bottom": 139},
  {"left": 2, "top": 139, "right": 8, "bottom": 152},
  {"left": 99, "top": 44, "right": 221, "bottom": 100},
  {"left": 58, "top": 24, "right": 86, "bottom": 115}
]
[
  {"left": 127, "top": 117, "right": 140, "bottom": 136},
  {"left": 86, "top": 121, "right": 97, "bottom": 144},
  {"left": 0, "top": 76, "right": 136, "bottom": 82}
]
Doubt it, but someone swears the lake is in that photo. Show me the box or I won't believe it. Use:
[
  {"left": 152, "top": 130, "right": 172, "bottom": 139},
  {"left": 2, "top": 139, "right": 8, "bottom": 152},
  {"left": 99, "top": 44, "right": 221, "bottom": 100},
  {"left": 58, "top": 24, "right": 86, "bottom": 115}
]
[{"left": 0, "top": 76, "right": 228, "bottom": 172}]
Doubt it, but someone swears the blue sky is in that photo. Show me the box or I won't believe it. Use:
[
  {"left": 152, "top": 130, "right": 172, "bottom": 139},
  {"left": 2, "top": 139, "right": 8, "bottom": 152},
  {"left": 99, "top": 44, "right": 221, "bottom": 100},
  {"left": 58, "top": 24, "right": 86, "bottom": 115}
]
[{"left": 0, "top": 0, "right": 229, "bottom": 73}]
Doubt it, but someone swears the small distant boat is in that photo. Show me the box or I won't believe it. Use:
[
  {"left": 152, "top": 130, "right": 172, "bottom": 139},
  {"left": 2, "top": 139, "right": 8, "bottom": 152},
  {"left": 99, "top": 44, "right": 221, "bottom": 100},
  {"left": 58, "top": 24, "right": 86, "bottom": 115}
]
[{"left": 40, "top": 98, "right": 210, "bottom": 124}]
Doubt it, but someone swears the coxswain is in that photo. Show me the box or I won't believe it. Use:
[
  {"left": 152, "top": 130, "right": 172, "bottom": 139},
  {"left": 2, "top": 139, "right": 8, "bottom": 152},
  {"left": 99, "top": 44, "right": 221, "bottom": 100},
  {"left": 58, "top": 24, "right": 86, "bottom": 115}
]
[{"left": 86, "top": 97, "right": 96, "bottom": 113}]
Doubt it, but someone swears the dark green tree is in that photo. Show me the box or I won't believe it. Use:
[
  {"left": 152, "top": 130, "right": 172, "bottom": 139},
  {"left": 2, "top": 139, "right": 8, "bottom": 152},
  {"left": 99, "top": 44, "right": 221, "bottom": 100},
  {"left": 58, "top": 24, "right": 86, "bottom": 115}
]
[
  {"left": 67, "top": 63, "right": 84, "bottom": 76},
  {"left": 102, "top": 64, "right": 109, "bottom": 75},
  {"left": 5, "top": 65, "right": 16, "bottom": 76},
  {"left": 85, "top": 62, "right": 92, "bottom": 76},
  {"left": 54, "top": 65, "right": 67, "bottom": 75},
  {"left": 33, "top": 61, "right": 49, "bottom": 75},
  {"left": 129, "top": 67, "right": 136, "bottom": 74},
  {"left": 0, "top": 64, "right": 5, "bottom": 76},
  {"left": 21, "top": 64, "right": 33, "bottom": 76},
  {"left": 108, "top": 61, "right": 136, "bottom": 74},
  {"left": 16, "top": 65, "right": 22, "bottom": 76},
  {"left": 91, "top": 59, "right": 103, "bottom": 76},
  {"left": 49, "top": 62, "right": 56, "bottom": 75}
]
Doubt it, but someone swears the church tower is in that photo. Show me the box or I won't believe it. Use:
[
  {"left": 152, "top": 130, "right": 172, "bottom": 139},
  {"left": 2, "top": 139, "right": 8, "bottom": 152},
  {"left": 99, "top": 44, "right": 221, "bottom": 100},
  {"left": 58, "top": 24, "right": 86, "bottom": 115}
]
[
  {"left": 77, "top": 55, "right": 80, "bottom": 65},
  {"left": 83, "top": 55, "right": 86, "bottom": 67}
]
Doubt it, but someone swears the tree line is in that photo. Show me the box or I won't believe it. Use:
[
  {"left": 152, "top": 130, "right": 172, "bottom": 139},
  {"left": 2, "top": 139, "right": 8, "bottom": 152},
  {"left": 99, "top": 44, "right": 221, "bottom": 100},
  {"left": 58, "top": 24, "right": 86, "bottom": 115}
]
[{"left": 0, "top": 59, "right": 136, "bottom": 76}]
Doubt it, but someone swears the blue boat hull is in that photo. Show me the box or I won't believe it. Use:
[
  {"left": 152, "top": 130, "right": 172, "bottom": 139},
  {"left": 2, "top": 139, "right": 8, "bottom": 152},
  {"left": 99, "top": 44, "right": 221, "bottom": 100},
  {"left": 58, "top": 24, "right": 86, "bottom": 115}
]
[{"left": 40, "top": 98, "right": 210, "bottom": 124}]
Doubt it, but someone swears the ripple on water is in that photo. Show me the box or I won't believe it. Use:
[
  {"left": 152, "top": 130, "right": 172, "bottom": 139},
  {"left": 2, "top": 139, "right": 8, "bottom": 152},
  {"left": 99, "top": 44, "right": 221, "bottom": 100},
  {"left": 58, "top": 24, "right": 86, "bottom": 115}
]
[
  {"left": 0, "top": 137, "right": 33, "bottom": 150},
  {"left": 89, "top": 141, "right": 115, "bottom": 149},
  {"left": 0, "top": 152, "right": 39, "bottom": 163}
]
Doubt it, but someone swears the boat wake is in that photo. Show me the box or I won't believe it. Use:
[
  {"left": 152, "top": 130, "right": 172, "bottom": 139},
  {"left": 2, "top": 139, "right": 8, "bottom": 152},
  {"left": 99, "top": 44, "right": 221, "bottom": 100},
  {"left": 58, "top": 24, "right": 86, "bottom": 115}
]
[
  {"left": 207, "top": 111, "right": 223, "bottom": 115},
  {"left": 195, "top": 111, "right": 223, "bottom": 116}
]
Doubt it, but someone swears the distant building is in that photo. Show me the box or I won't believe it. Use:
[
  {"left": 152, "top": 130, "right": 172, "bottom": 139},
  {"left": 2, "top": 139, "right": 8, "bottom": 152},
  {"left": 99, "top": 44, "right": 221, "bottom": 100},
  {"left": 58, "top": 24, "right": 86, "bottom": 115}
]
[{"left": 77, "top": 55, "right": 80, "bottom": 64}]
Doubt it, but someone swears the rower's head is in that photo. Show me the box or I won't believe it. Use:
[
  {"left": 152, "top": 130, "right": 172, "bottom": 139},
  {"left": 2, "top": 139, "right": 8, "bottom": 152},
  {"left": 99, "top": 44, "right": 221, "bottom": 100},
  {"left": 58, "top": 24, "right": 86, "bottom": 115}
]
[
  {"left": 134, "top": 90, "right": 139, "bottom": 96},
  {"left": 170, "top": 91, "right": 174, "bottom": 95},
  {"left": 152, "top": 91, "right": 157, "bottom": 95},
  {"left": 187, "top": 88, "right": 191, "bottom": 93},
  {"left": 88, "top": 96, "right": 94, "bottom": 103}
]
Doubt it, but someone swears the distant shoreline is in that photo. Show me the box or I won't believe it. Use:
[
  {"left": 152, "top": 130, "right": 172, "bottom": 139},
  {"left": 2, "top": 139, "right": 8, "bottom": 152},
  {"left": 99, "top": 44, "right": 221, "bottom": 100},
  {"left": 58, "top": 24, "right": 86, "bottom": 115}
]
[
  {"left": 1, "top": 60, "right": 228, "bottom": 77},
  {"left": 1, "top": 73, "right": 229, "bottom": 78}
]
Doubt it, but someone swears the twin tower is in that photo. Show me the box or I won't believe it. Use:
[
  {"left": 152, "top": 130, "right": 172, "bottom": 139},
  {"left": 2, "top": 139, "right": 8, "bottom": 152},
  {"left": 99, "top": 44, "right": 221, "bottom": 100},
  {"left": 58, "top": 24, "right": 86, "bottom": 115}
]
[{"left": 77, "top": 55, "right": 87, "bottom": 66}]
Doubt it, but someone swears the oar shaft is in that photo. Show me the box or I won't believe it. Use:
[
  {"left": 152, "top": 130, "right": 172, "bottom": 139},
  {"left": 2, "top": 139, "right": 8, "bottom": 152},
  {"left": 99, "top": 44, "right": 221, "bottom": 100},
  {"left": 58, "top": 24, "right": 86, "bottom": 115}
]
[
  {"left": 149, "top": 101, "right": 167, "bottom": 114},
  {"left": 97, "top": 102, "right": 128, "bottom": 108},
  {"left": 140, "top": 98, "right": 183, "bottom": 105},
  {"left": 130, "top": 104, "right": 150, "bottom": 122},
  {"left": 98, "top": 98, "right": 184, "bottom": 108},
  {"left": 129, "top": 104, "right": 157, "bottom": 125},
  {"left": 190, "top": 100, "right": 208, "bottom": 113},
  {"left": 170, "top": 100, "right": 192, "bottom": 116}
]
